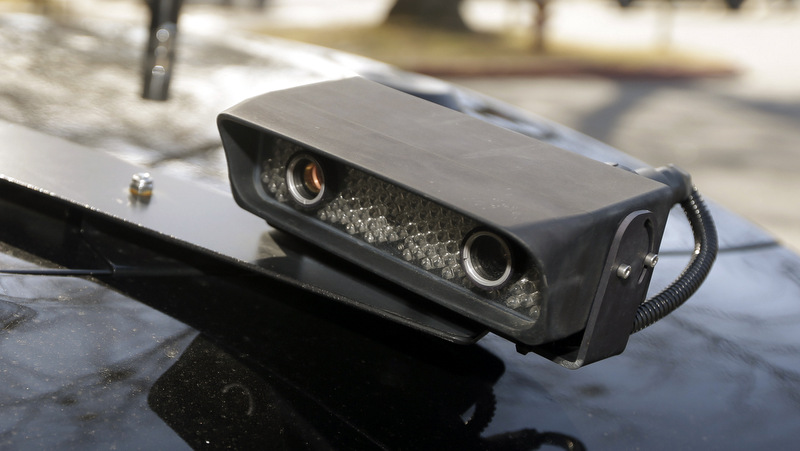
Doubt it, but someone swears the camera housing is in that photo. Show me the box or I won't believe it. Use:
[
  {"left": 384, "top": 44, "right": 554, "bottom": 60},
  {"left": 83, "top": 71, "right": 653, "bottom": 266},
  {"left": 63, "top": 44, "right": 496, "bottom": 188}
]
[{"left": 218, "top": 77, "right": 684, "bottom": 367}]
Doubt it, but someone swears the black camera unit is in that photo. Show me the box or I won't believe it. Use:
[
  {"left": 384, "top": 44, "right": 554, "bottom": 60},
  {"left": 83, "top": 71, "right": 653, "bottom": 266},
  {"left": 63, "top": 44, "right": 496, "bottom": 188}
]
[{"left": 218, "top": 77, "right": 716, "bottom": 368}]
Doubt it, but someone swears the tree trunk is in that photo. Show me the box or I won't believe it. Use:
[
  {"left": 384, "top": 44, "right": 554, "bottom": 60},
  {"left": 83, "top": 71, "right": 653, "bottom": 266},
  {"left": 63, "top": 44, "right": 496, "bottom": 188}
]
[
  {"left": 532, "top": 0, "right": 549, "bottom": 53},
  {"left": 385, "top": 0, "right": 470, "bottom": 32}
]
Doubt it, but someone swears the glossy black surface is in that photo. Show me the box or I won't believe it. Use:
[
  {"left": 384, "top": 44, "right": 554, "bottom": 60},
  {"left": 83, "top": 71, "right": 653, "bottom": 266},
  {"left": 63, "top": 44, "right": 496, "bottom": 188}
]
[
  {"left": 1, "top": 11, "right": 799, "bottom": 450},
  {"left": 2, "top": 169, "right": 799, "bottom": 448}
]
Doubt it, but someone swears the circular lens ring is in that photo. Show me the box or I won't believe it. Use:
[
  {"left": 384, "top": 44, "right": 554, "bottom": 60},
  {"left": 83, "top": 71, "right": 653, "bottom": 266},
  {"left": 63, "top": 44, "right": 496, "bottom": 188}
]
[
  {"left": 462, "top": 230, "right": 513, "bottom": 289},
  {"left": 286, "top": 154, "right": 326, "bottom": 207}
]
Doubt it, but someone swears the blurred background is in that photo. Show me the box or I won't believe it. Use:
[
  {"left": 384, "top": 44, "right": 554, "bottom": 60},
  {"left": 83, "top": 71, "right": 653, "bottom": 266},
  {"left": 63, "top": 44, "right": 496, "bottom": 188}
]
[{"left": 1, "top": 0, "right": 798, "bottom": 251}]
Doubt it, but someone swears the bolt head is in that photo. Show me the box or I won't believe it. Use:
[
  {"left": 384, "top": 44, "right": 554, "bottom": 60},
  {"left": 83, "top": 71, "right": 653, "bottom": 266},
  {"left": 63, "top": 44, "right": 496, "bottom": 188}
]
[
  {"left": 130, "top": 172, "right": 154, "bottom": 197},
  {"left": 644, "top": 253, "right": 659, "bottom": 268}
]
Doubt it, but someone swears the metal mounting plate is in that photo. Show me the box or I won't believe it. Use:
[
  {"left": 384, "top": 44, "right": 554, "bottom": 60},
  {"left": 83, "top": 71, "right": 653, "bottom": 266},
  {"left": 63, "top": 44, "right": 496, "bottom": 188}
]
[{"left": 0, "top": 120, "right": 486, "bottom": 343}]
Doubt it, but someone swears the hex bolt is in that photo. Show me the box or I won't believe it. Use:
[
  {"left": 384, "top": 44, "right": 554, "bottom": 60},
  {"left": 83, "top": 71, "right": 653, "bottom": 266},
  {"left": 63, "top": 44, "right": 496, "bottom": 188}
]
[
  {"left": 616, "top": 264, "right": 632, "bottom": 280},
  {"left": 130, "top": 172, "right": 154, "bottom": 198},
  {"left": 644, "top": 253, "right": 659, "bottom": 268}
]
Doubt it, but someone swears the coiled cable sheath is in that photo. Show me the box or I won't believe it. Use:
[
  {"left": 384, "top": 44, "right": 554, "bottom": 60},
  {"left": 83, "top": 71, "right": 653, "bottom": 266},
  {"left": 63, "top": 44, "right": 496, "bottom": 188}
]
[{"left": 632, "top": 188, "right": 718, "bottom": 333}]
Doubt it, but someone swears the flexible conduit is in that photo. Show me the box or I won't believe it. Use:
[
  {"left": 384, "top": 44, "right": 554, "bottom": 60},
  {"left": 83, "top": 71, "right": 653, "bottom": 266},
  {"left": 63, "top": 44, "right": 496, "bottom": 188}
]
[{"left": 633, "top": 188, "right": 718, "bottom": 333}]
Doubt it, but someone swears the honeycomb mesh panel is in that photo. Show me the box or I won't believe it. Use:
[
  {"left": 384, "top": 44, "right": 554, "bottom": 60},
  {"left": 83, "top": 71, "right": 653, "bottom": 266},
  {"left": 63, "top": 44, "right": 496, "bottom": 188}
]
[{"left": 259, "top": 139, "right": 543, "bottom": 319}]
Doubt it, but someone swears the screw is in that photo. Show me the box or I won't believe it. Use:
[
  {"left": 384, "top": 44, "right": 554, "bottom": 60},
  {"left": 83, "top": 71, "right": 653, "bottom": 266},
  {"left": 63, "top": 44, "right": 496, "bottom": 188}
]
[
  {"left": 130, "top": 172, "right": 154, "bottom": 198},
  {"left": 616, "top": 264, "right": 632, "bottom": 280},
  {"left": 644, "top": 253, "right": 659, "bottom": 268}
]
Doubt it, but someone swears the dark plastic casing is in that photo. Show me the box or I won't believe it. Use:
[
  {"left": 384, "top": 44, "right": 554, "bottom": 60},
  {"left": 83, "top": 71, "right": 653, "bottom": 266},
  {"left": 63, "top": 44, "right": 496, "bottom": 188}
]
[{"left": 218, "top": 77, "right": 678, "bottom": 360}]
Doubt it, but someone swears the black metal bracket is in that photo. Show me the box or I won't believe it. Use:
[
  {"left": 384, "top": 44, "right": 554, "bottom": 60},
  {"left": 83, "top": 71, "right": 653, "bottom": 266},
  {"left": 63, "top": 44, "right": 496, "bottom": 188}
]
[{"left": 521, "top": 210, "right": 658, "bottom": 368}]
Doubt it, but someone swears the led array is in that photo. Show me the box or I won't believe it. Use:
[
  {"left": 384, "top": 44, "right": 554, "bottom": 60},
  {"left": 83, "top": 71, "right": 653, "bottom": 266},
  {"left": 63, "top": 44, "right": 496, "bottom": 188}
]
[{"left": 259, "top": 139, "right": 543, "bottom": 319}]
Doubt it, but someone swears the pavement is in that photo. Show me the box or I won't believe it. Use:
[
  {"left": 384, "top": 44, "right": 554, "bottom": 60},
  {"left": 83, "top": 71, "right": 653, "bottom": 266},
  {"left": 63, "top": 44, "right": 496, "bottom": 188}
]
[{"left": 5, "top": 0, "right": 800, "bottom": 252}]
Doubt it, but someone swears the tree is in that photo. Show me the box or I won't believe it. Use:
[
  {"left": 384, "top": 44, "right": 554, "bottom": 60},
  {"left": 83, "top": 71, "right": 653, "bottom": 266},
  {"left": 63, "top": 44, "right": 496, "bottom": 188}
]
[
  {"left": 384, "top": 0, "right": 470, "bottom": 32},
  {"left": 531, "top": 0, "right": 550, "bottom": 53}
]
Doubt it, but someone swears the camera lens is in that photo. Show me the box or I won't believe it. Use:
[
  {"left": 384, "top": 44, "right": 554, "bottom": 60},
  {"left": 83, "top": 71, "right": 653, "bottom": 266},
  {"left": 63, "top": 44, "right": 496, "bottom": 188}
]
[
  {"left": 463, "top": 231, "right": 513, "bottom": 289},
  {"left": 286, "top": 154, "right": 326, "bottom": 207}
]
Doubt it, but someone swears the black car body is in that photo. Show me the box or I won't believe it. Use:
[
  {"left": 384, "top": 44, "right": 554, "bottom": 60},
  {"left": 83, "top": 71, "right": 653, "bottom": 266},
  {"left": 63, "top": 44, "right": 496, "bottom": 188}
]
[{"left": 1, "top": 9, "right": 799, "bottom": 450}]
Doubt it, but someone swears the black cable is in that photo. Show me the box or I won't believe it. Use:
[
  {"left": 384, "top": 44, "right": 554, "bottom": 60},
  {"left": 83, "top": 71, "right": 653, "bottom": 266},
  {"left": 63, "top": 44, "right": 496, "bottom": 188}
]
[
  {"left": 0, "top": 266, "right": 205, "bottom": 277},
  {"left": 0, "top": 268, "right": 113, "bottom": 276},
  {"left": 632, "top": 187, "right": 718, "bottom": 333}
]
